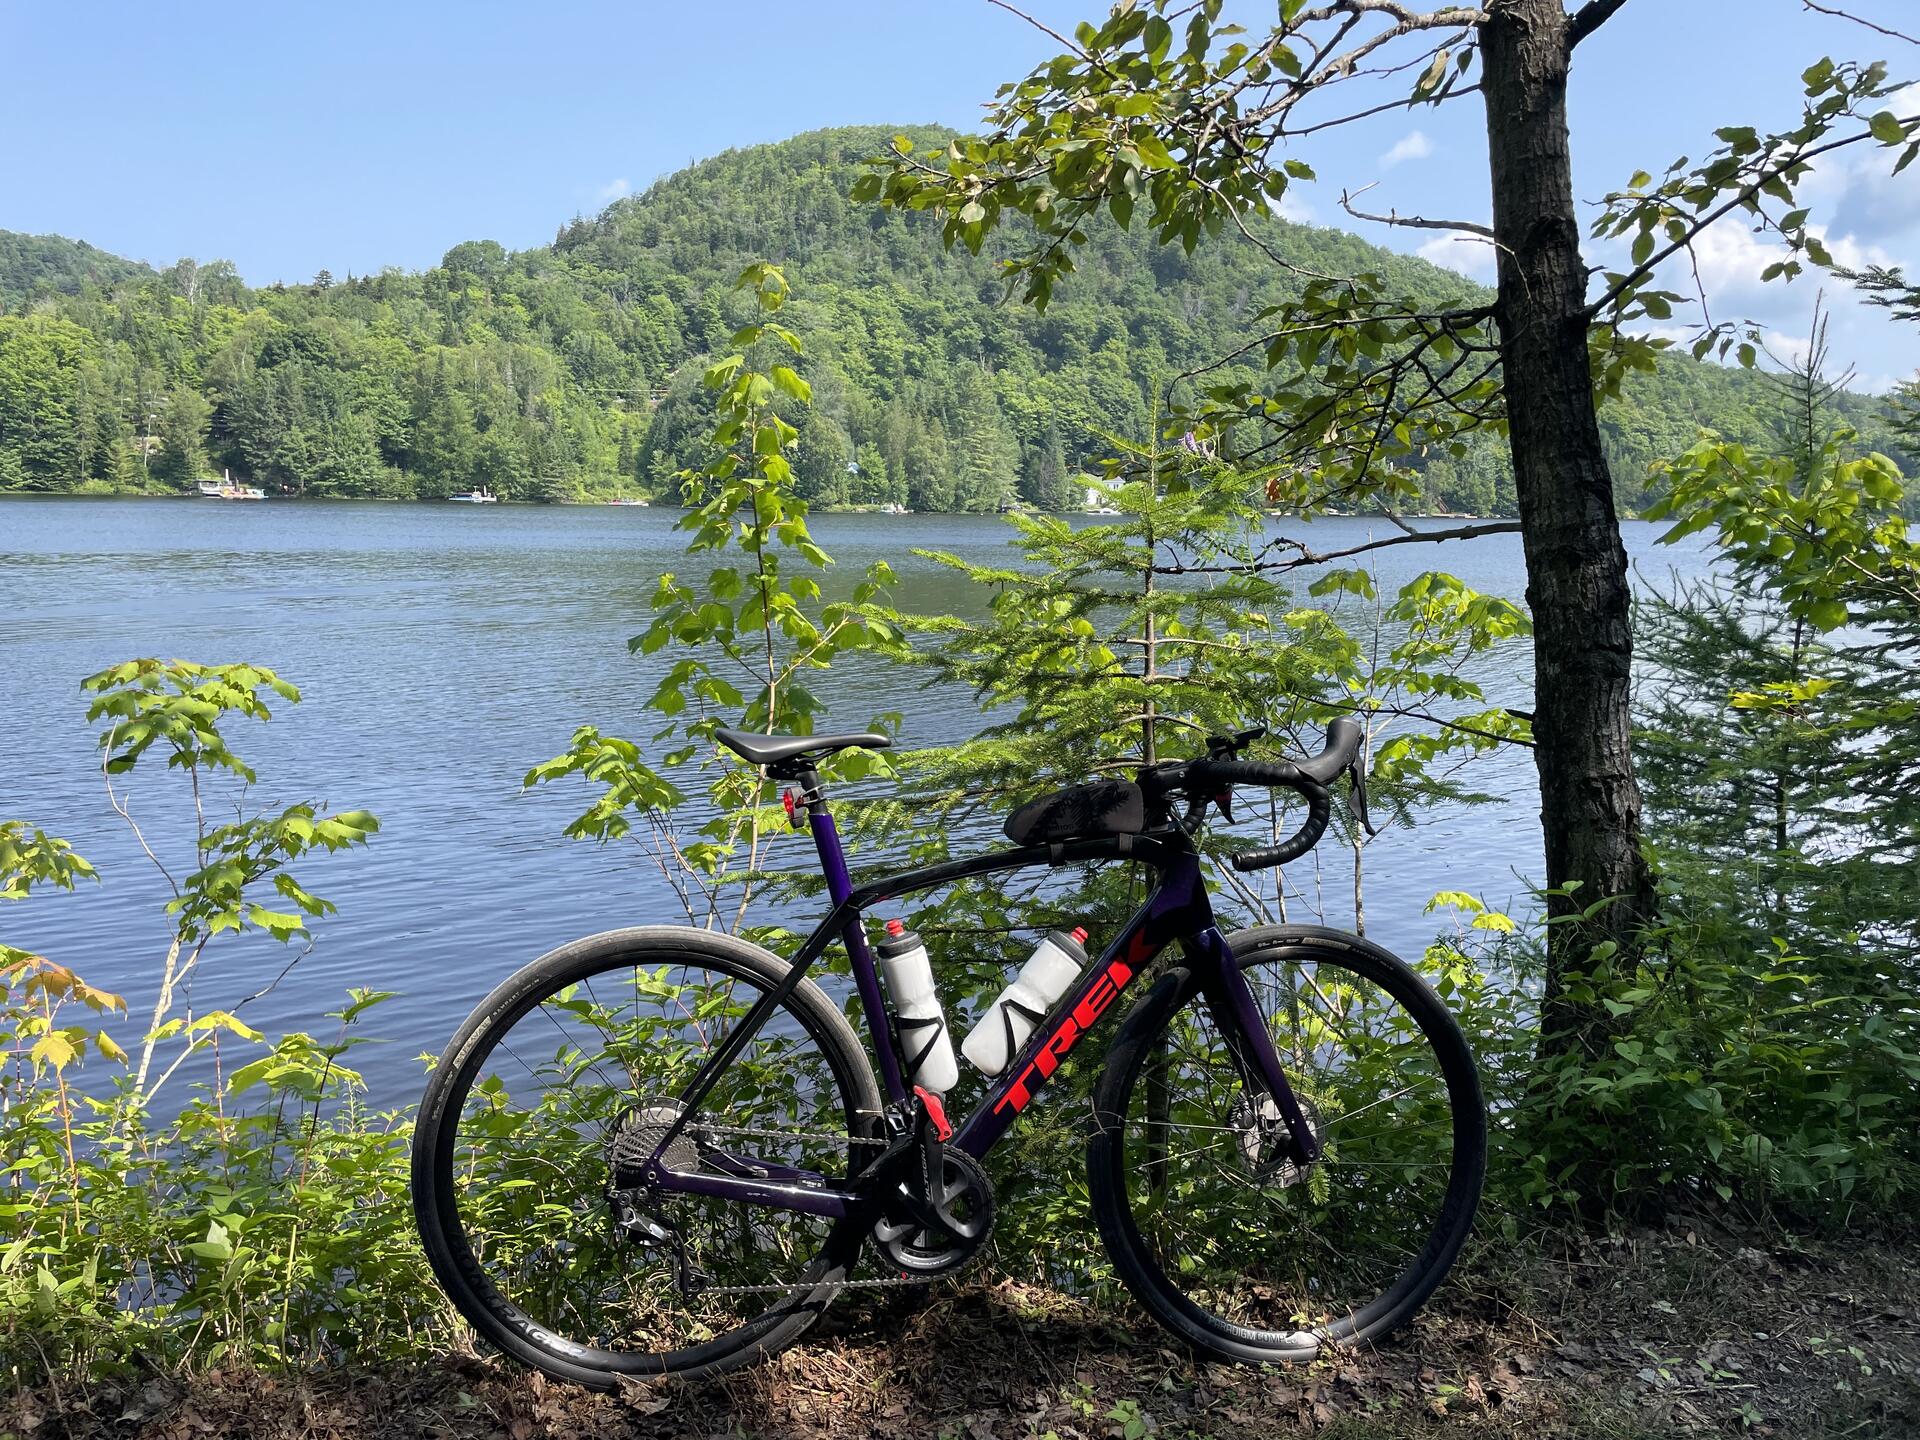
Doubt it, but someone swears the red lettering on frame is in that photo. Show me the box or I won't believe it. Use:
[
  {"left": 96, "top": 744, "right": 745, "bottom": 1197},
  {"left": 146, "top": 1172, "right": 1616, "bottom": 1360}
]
[
  {"left": 989, "top": 956, "right": 1139, "bottom": 1116},
  {"left": 1033, "top": 1016, "right": 1079, "bottom": 1080}
]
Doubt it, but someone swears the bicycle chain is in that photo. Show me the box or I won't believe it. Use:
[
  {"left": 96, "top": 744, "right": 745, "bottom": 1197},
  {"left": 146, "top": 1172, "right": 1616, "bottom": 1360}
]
[{"left": 647, "top": 1118, "right": 944, "bottom": 1297}]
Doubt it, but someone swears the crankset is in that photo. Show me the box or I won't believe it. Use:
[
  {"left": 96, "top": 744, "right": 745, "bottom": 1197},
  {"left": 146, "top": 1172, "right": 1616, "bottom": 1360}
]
[
  {"left": 871, "top": 1144, "right": 995, "bottom": 1276},
  {"left": 864, "top": 1091, "right": 995, "bottom": 1276}
]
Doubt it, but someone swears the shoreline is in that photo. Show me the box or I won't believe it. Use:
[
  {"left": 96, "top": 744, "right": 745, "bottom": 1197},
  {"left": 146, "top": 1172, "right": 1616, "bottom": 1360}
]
[{"left": 0, "top": 491, "right": 1528, "bottom": 523}]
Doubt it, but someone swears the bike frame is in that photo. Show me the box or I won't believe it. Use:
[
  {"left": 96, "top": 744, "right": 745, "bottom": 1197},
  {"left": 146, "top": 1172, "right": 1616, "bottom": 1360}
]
[{"left": 646, "top": 777, "right": 1319, "bottom": 1220}]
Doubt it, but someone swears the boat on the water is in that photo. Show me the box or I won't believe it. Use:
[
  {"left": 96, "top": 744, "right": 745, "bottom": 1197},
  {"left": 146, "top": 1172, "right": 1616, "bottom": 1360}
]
[
  {"left": 448, "top": 488, "right": 499, "bottom": 504},
  {"left": 604, "top": 497, "right": 650, "bottom": 506},
  {"left": 196, "top": 471, "right": 266, "bottom": 501}
]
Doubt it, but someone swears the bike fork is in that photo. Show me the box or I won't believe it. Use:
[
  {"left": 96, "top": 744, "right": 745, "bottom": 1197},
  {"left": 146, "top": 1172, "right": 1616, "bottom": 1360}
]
[{"left": 1187, "top": 925, "right": 1323, "bottom": 1165}]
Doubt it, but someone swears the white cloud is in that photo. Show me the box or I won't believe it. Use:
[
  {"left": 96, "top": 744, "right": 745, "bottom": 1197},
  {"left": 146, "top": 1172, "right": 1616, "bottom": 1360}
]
[
  {"left": 1599, "top": 205, "right": 1914, "bottom": 390},
  {"left": 1631, "top": 214, "right": 1898, "bottom": 329},
  {"left": 594, "top": 177, "right": 632, "bottom": 203},
  {"left": 1380, "top": 131, "right": 1434, "bottom": 169},
  {"left": 1797, "top": 146, "right": 1920, "bottom": 254},
  {"left": 1275, "top": 188, "right": 1316, "bottom": 224},
  {"left": 1416, "top": 232, "right": 1497, "bottom": 281}
]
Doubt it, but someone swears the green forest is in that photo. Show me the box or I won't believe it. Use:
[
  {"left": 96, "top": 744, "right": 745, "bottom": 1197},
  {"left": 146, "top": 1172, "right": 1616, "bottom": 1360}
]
[{"left": 2, "top": 126, "right": 1908, "bottom": 515}]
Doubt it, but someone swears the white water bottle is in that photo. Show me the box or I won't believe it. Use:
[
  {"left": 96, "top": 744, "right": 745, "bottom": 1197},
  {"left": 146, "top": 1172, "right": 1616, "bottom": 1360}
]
[
  {"left": 876, "top": 918, "right": 960, "bottom": 1094},
  {"left": 961, "top": 927, "right": 1089, "bottom": 1076}
]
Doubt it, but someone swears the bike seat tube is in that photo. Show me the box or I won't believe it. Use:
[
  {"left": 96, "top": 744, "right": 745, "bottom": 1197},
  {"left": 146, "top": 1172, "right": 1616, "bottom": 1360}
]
[{"left": 797, "top": 768, "right": 910, "bottom": 1103}]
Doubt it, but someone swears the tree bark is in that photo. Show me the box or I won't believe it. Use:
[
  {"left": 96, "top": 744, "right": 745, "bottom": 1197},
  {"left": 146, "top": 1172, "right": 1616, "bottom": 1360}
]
[{"left": 1479, "top": 0, "right": 1656, "bottom": 1056}]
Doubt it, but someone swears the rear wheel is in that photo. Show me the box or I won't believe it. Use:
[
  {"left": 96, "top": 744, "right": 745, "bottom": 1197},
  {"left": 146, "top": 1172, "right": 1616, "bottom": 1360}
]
[
  {"left": 1088, "top": 925, "right": 1484, "bottom": 1362},
  {"left": 411, "top": 927, "right": 884, "bottom": 1388}
]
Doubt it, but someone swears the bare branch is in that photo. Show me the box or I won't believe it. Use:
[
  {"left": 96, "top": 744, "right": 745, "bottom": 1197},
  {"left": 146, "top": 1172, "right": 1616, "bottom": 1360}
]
[
  {"left": 1150, "top": 518, "right": 1523, "bottom": 575},
  {"left": 1801, "top": 0, "right": 1919, "bottom": 46},
  {"left": 1279, "top": 82, "right": 1483, "bottom": 139},
  {"left": 1294, "top": 0, "right": 1487, "bottom": 28},
  {"left": 1566, "top": 0, "right": 1630, "bottom": 51},
  {"left": 1340, "top": 182, "right": 1496, "bottom": 236},
  {"left": 982, "top": 0, "right": 1087, "bottom": 57}
]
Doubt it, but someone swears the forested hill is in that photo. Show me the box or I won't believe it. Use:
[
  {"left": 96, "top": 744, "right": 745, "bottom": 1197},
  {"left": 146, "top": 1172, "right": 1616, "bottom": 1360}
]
[{"left": 0, "top": 125, "right": 1907, "bottom": 511}]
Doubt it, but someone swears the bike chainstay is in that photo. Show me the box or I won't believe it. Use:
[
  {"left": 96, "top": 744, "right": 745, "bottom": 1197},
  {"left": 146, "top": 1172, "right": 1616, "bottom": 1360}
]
[
  {"left": 635, "top": 1118, "right": 946, "bottom": 1297},
  {"left": 654, "top": 1104, "right": 1261, "bottom": 1296}
]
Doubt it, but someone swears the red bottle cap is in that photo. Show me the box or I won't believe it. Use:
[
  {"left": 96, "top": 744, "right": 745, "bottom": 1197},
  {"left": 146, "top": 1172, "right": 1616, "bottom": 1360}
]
[
  {"left": 885, "top": 918, "right": 905, "bottom": 937},
  {"left": 1070, "top": 926, "right": 1089, "bottom": 944}
]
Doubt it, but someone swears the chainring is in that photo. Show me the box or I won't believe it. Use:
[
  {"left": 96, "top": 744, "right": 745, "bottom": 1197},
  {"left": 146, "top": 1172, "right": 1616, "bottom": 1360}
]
[{"left": 871, "top": 1145, "right": 995, "bottom": 1277}]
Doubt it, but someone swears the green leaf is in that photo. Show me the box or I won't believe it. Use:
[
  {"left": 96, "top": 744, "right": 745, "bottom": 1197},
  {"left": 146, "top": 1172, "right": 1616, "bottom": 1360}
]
[{"left": 1805, "top": 597, "right": 1848, "bottom": 631}]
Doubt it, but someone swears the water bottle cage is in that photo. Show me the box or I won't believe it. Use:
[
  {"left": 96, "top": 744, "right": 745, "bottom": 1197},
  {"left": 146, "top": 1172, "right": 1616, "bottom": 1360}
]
[
  {"left": 895, "top": 1011, "right": 950, "bottom": 1075},
  {"left": 996, "top": 994, "right": 1049, "bottom": 1067}
]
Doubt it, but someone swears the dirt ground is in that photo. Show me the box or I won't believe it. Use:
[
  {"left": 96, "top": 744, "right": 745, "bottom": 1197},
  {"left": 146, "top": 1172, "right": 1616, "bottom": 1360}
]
[{"left": 8, "top": 1224, "right": 1917, "bottom": 1440}]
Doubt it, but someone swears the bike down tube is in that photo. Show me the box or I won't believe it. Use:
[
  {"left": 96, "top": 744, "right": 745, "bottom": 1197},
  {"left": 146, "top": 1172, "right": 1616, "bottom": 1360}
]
[
  {"left": 948, "top": 895, "right": 1164, "bottom": 1158},
  {"left": 950, "top": 841, "right": 1201, "bottom": 1157}
]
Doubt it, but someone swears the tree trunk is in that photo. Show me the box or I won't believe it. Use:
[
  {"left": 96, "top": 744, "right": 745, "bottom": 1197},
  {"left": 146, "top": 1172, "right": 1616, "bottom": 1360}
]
[{"left": 1480, "top": 0, "right": 1656, "bottom": 1057}]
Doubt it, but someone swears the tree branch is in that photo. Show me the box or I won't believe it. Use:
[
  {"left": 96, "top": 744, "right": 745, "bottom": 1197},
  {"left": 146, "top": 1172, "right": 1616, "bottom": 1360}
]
[
  {"left": 1149, "top": 518, "right": 1523, "bottom": 574},
  {"left": 1566, "top": 0, "right": 1630, "bottom": 51},
  {"left": 1587, "top": 122, "right": 1899, "bottom": 321},
  {"left": 982, "top": 0, "right": 1087, "bottom": 57},
  {"left": 1341, "top": 182, "right": 1496, "bottom": 236},
  {"left": 1801, "top": 0, "right": 1918, "bottom": 46}
]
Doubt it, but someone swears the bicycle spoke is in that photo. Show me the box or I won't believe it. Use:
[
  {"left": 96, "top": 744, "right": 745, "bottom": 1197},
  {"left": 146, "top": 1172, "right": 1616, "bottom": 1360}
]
[{"left": 1110, "top": 945, "right": 1473, "bottom": 1350}]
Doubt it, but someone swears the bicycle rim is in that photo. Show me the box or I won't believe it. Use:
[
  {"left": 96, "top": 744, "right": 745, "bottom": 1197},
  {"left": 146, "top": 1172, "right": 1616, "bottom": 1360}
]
[
  {"left": 415, "top": 931, "right": 883, "bottom": 1382},
  {"left": 1091, "top": 928, "right": 1485, "bottom": 1357}
]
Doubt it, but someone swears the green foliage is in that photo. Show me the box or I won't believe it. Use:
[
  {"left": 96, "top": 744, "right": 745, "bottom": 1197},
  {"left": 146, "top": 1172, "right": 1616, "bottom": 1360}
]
[
  {"left": 1593, "top": 58, "right": 1918, "bottom": 368},
  {"left": 66, "top": 660, "right": 380, "bottom": 1116},
  {"left": 0, "top": 964, "right": 447, "bottom": 1375},
  {"left": 866, "top": 12, "right": 1914, "bottom": 516},
  {"left": 82, "top": 658, "right": 299, "bottom": 780},
  {"left": 1501, "top": 903, "right": 1919, "bottom": 1217},
  {"left": 1648, "top": 433, "right": 1916, "bottom": 631},
  {"left": 6, "top": 121, "right": 1901, "bottom": 509},
  {"left": 527, "top": 263, "right": 904, "bottom": 930},
  {"left": 826, "top": 411, "right": 1530, "bottom": 1270},
  {"left": 1512, "top": 340, "right": 1920, "bottom": 1219},
  {"left": 0, "top": 670, "right": 420, "bottom": 1379}
]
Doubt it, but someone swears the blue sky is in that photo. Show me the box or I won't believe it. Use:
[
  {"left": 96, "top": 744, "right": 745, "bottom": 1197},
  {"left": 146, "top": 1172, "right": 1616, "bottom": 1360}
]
[{"left": 3, "top": 0, "right": 1913, "bottom": 387}]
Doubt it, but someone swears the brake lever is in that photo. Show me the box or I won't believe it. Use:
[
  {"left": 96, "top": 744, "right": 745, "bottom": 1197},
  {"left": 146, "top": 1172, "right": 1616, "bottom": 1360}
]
[{"left": 1348, "top": 757, "right": 1378, "bottom": 837}]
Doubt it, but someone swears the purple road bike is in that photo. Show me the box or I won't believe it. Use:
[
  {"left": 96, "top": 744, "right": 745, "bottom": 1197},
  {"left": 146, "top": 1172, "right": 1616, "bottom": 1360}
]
[{"left": 411, "top": 720, "right": 1485, "bottom": 1388}]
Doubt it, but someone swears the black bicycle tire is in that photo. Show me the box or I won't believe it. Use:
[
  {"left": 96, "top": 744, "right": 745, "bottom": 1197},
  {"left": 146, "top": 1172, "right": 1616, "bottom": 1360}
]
[
  {"left": 410, "top": 926, "right": 884, "bottom": 1389},
  {"left": 1086, "top": 923, "right": 1486, "bottom": 1363}
]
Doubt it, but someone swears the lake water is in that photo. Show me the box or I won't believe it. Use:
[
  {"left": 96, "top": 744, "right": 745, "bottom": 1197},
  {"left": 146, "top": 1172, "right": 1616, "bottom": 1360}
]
[{"left": 0, "top": 497, "right": 1716, "bottom": 1103}]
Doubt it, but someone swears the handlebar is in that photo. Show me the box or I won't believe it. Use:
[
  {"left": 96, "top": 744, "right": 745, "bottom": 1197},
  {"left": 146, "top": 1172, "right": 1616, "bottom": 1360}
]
[{"left": 1141, "top": 718, "right": 1372, "bottom": 872}]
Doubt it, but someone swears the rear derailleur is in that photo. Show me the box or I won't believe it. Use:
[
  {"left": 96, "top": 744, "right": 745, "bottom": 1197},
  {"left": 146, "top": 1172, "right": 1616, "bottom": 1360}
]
[{"left": 604, "top": 1100, "right": 709, "bottom": 1294}]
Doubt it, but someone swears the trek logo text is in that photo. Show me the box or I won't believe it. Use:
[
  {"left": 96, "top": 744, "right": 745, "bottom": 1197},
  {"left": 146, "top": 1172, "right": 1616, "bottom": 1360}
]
[{"left": 991, "top": 934, "right": 1153, "bottom": 1115}]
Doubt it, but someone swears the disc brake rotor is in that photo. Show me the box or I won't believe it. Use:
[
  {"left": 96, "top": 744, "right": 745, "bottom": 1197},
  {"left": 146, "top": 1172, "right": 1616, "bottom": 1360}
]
[{"left": 1228, "top": 1090, "right": 1324, "bottom": 1188}]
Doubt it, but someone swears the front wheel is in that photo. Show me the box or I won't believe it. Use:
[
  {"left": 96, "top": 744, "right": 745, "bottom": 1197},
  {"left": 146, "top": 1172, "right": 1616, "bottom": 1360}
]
[{"left": 1087, "top": 925, "right": 1485, "bottom": 1363}]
